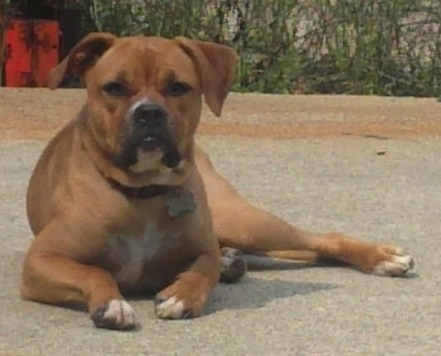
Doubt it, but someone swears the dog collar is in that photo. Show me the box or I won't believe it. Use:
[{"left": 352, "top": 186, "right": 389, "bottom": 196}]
[
  {"left": 107, "top": 178, "right": 170, "bottom": 199},
  {"left": 107, "top": 178, "right": 196, "bottom": 217}
]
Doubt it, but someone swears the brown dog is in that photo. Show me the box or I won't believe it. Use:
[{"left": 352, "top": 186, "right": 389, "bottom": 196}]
[{"left": 21, "top": 33, "right": 414, "bottom": 330}]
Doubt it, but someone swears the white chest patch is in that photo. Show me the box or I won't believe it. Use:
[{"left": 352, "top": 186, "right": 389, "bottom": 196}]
[{"left": 108, "top": 221, "right": 180, "bottom": 287}]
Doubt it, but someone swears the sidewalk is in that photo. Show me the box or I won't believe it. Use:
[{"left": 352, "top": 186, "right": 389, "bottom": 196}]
[{"left": 0, "top": 91, "right": 439, "bottom": 355}]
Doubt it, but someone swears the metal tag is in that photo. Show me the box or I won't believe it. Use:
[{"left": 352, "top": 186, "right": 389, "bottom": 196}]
[{"left": 166, "top": 187, "right": 196, "bottom": 217}]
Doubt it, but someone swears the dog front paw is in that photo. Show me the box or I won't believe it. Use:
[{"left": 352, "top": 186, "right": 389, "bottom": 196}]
[
  {"left": 91, "top": 299, "right": 138, "bottom": 330},
  {"left": 155, "top": 281, "right": 207, "bottom": 319},
  {"left": 155, "top": 295, "right": 191, "bottom": 319}
]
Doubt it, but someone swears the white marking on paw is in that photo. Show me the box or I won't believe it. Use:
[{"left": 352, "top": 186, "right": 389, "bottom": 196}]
[
  {"left": 155, "top": 296, "right": 185, "bottom": 319},
  {"left": 373, "top": 253, "right": 414, "bottom": 276},
  {"left": 390, "top": 246, "right": 405, "bottom": 256},
  {"left": 103, "top": 299, "right": 137, "bottom": 328}
]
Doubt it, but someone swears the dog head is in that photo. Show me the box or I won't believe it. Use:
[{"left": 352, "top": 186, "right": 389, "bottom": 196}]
[{"left": 49, "top": 33, "right": 237, "bottom": 184}]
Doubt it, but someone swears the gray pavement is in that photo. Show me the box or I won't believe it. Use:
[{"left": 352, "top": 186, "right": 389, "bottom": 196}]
[{"left": 1, "top": 135, "right": 439, "bottom": 355}]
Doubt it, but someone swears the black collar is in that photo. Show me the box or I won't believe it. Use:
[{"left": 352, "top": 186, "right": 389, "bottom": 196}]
[{"left": 107, "top": 178, "right": 170, "bottom": 199}]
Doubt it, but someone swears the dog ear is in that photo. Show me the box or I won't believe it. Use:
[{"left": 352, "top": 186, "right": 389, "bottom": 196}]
[
  {"left": 175, "top": 37, "right": 237, "bottom": 117},
  {"left": 48, "top": 32, "right": 117, "bottom": 89}
]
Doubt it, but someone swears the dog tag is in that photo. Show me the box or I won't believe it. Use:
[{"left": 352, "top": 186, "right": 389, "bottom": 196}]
[{"left": 166, "top": 187, "right": 196, "bottom": 217}]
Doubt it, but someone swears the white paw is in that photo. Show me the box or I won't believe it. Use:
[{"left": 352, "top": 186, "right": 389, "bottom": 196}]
[
  {"left": 91, "top": 299, "right": 137, "bottom": 330},
  {"left": 155, "top": 296, "right": 188, "bottom": 319},
  {"left": 372, "top": 248, "right": 414, "bottom": 276}
]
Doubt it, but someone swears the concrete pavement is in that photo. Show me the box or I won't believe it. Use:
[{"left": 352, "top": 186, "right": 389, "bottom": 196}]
[{"left": 0, "top": 134, "right": 439, "bottom": 355}]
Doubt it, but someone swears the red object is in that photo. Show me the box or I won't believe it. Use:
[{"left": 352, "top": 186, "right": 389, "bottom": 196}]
[{"left": 4, "top": 20, "right": 59, "bottom": 87}]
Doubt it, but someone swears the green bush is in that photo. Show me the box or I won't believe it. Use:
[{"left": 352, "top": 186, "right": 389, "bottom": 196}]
[{"left": 72, "top": 0, "right": 441, "bottom": 97}]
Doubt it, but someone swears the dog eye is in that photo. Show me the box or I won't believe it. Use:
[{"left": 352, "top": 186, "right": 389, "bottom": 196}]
[
  {"left": 101, "top": 81, "right": 130, "bottom": 97},
  {"left": 166, "top": 81, "right": 191, "bottom": 97}
]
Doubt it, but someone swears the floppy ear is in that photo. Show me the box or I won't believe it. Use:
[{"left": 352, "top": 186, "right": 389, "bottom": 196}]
[
  {"left": 48, "top": 32, "right": 117, "bottom": 89},
  {"left": 175, "top": 37, "right": 238, "bottom": 117}
]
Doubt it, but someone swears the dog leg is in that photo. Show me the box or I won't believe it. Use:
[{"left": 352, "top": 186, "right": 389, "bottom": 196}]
[
  {"left": 155, "top": 249, "right": 220, "bottom": 319},
  {"left": 197, "top": 149, "right": 414, "bottom": 276},
  {"left": 21, "top": 222, "right": 137, "bottom": 330}
]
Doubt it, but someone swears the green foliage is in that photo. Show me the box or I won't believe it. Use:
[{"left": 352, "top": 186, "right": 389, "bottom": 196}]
[{"left": 76, "top": 0, "right": 441, "bottom": 97}]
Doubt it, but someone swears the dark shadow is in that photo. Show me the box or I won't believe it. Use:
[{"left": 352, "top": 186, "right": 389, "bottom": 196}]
[
  {"left": 397, "top": 271, "right": 419, "bottom": 279},
  {"left": 206, "top": 275, "right": 339, "bottom": 314}
]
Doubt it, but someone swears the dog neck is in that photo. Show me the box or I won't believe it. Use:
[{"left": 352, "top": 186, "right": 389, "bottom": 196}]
[{"left": 107, "top": 177, "right": 197, "bottom": 218}]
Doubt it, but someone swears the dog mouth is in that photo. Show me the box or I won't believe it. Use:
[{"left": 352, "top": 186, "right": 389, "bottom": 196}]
[
  {"left": 141, "top": 136, "right": 161, "bottom": 152},
  {"left": 141, "top": 135, "right": 182, "bottom": 168},
  {"left": 115, "top": 131, "right": 182, "bottom": 170}
]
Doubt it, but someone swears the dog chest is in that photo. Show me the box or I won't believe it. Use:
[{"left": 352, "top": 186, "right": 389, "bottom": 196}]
[{"left": 108, "top": 221, "right": 180, "bottom": 287}]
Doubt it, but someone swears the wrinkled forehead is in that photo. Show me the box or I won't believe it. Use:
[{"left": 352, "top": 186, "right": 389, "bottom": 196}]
[{"left": 88, "top": 37, "right": 198, "bottom": 87}]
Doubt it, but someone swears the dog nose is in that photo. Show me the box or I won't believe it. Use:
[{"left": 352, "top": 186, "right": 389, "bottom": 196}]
[{"left": 133, "top": 103, "right": 166, "bottom": 128}]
